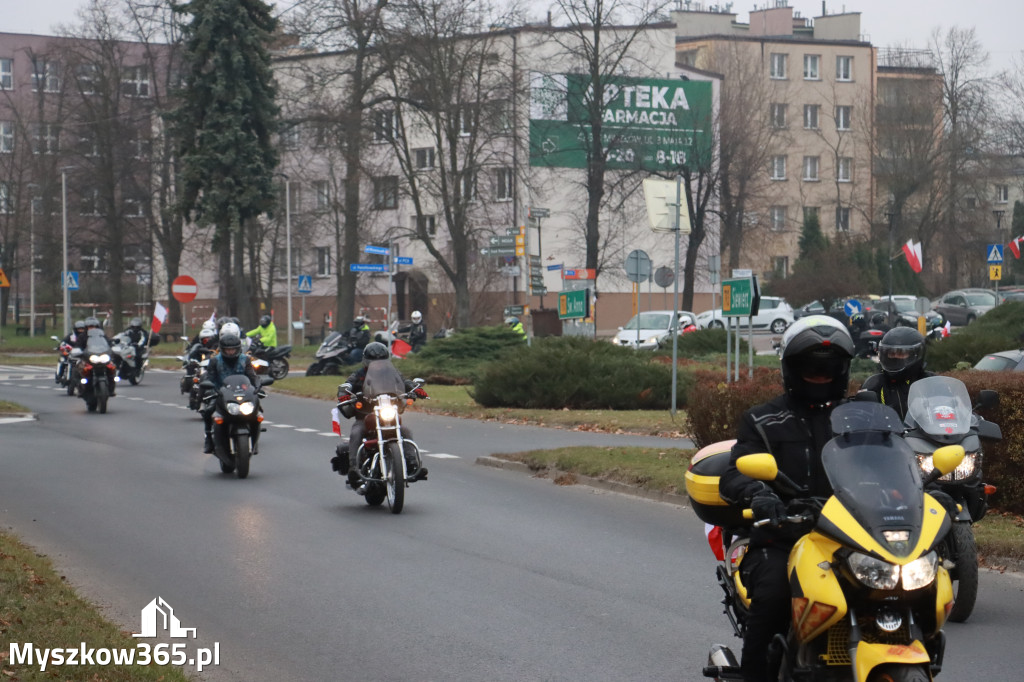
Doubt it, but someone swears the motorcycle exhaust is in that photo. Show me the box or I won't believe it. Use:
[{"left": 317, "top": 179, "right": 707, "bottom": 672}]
[{"left": 703, "top": 643, "right": 742, "bottom": 680}]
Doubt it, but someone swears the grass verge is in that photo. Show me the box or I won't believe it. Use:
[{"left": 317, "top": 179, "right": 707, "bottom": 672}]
[
  {"left": 0, "top": 400, "right": 28, "bottom": 414},
  {"left": 0, "top": 530, "right": 193, "bottom": 681}
]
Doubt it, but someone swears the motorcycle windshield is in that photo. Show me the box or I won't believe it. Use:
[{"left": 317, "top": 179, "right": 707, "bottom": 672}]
[
  {"left": 321, "top": 331, "right": 344, "bottom": 349},
  {"left": 362, "top": 360, "right": 407, "bottom": 398},
  {"left": 220, "top": 374, "right": 256, "bottom": 398},
  {"left": 906, "top": 376, "right": 972, "bottom": 439},
  {"left": 85, "top": 329, "right": 110, "bottom": 354}
]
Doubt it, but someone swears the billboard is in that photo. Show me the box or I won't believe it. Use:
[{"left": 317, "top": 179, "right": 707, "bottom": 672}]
[{"left": 529, "top": 73, "right": 713, "bottom": 171}]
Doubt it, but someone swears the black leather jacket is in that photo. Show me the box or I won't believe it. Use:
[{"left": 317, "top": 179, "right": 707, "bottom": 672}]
[{"left": 859, "top": 370, "right": 934, "bottom": 421}]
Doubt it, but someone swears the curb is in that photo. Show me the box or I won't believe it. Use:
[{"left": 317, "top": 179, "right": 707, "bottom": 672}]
[
  {"left": 0, "top": 412, "right": 37, "bottom": 425},
  {"left": 475, "top": 455, "right": 689, "bottom": 506}
]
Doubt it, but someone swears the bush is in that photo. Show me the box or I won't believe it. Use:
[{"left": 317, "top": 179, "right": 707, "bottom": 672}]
[
  {"left": 683, "top": 367, "right": 783, "bottom": 448},
  {"left": 471, "top": 337, "right": 685, "bottom": 410},
  {"left": 395, "top": 326, "right": 525, "bottom": 384},
  {"left": 660, "top": 328, "right": 750, "bottom": 357},
  {"left": 927, "top": 301, "right": 1024, "bottom": 372}
]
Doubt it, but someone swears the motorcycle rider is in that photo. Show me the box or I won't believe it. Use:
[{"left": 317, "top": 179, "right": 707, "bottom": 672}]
[
  {"left": 859, "top": 327, "right": 933, "bottom": 420},
  {"left": 246, "top": 314, "right": 278, "bottom": 348},
  {"left": 200, "top": 331, "right": 260, "bottom": 455},
  {"left": 397, "top": 310, "right": 427, "bottom": 352},
  {"left": 57, "top": 320, "right": 87, "bottom": 384},
  {"left": 720, "top": 316, "right": 855, "bottom": 682},
  {"left": 337, "top": 341, "right": 427, "bottom": 493},
  {"left": 188, "top": 319, "right": 218, "bottom": 348},
  {"left": 344, "top": 315, "right": 371, "bottom": 362},
  {"left": 505, "top": 316, "right": 526, "bottom": 339},
  {"left": 119, "top": 317, "right": 152, "bottom": 374},
  {"left": 76, "top": 316, "right": 109, "bottom": 349}
]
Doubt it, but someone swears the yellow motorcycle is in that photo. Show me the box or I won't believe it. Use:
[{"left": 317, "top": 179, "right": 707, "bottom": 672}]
[{"left": 687, "top": 401, "right": 965, "bottom": 682}]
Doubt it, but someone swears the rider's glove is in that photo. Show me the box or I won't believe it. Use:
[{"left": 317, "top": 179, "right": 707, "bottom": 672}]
[
  {"left": 750, "top": 490, "right": 786, "bottom": 525},
  {"left": 413, "top": 387, "right": 428, "bottom": 399}
]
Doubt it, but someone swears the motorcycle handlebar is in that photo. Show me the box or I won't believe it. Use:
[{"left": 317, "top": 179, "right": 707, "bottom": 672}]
[{"left": 750, "top": 513, "right": 815, "bottom": 529}]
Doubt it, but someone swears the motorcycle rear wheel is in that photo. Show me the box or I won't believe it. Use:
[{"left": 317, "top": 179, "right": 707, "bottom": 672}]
[
  {"left": 219, "top": 459, "right": 236, "bottom": 474},
  {"left": 867, "top": 664, "right": 931, "bottom": 681},
  {"left": 66, "top": 380, "right": 76, "bottom": 396},
  {"left": 305, "top": 360, "right": 324, "bottom": 376},
  {"left": 269, "top": 358, "right": 289, "bottom": 380},
  {"left": 130, "top": 365, "right": 144, "bottom": 385},
  {"left": 385, "top": 443, "right": 405, "bottom": 514},
  {"left": 235, "top": 435, "right": 251, "bottom": 479},
  {"left": 945, "top": 521, "right": 979, "bottom": 623}
]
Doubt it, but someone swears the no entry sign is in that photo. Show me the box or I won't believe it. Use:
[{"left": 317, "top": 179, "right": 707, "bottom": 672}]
[{"left": 172, "top": 275, "right": 198, "bottom": 303}]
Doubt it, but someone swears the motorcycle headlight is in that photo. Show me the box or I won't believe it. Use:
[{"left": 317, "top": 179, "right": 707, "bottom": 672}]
[
  {"left": 901, "top": 551, "right": 938, "bottom": 590},
  {"left": 916, "top": 451, "right": 979, "bottom": 481},
  {"left": 226, "top": 403, "right": 241, "bottom": 415},
  {"left": 378, "top": 404, "right": 398, "bottom": 422},
  {"left": 89, "top": 353, "right": 111, "bottom": 363},
  {"left": 238, "top": 402, "right": 255, "bottom": 416},
  {"left": 848, "top": 552, "right": 900, "bottom": 590}
]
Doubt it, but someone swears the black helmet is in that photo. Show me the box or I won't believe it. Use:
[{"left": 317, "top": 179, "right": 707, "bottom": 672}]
[
  {"left": 877, "top": 327, "right": 926, "bottom": 382},
  {"left": 259, "top": 314, "right": 272, "bottom": 327},
  {"left": 779, "top": 315, "right": 855, "bottom": 406},
  {"left": 130, "top": 316, "right": 142, "bottom": 329},
  {"left": 219, "top": 333, "right": 242, "bottom": 358},
  {"left": 73, "top": 319, "right": 86, "bottom": 333},
  {"left": 84, "top": 316, "right": 101, "bottom": 329},
  {"left": 353, "top": 315, "right": 367, "bottom": 326},
  {"left": 362, "top": 341, "right": 390, "bottom": 365}
]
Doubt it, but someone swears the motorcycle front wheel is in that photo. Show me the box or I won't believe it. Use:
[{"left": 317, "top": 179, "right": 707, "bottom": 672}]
[
  {"left": 867, "top": 664, "right": 931, "bottom": 681},
  {"left": 945, "top": 521, "right": 979, "bottom": 623},
  {"left": 234, "top": 434, "right": 250, "bottom": 479},
  {"left": 269, "top": 358, "right": 289, "bottom": 380},
  {"left": 305, "top": 360, "right": 324, "bottom": 376},
  {"left": 385, "top": 442, "right": 405, "bottom": 514},
  {"left": 66, "top": 379, "right": 76, "bottom": 396},
  {"left": 129, "top": 364, "right": 144, "bottom": 385}
]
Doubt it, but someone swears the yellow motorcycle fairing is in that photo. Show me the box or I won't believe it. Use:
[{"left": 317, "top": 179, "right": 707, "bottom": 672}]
[
  {"left": 854, "top": 640, "right": 931, "bottom": 681},
  {"left": 787, "top": 532, "right": 846, "bottom": 643}
]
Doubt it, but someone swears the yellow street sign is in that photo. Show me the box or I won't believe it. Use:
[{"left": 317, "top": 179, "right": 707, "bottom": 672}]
[
  {"left": 0, "top": 268, "right": 10, "bottom": 288},
  {"left": 515, "top": 235, "right": 525, "bottom": 246},
  {"left": 990, "top": 265, "right": 1002, "bottom": 281},
  {"left": 515, "top": 246, "right": 525, "bottom": 256}
]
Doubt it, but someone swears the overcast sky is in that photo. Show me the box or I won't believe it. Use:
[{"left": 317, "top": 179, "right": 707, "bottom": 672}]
[{"left": 4, "top": 0, "right": 1020, "bottom": 74}]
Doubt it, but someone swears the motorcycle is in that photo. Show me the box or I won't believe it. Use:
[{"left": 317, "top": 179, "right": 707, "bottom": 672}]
[
  {"left": 51, "top": 336, "right": 76, "bottom": 395},
  {"left": 200, "top": 374, "right": 274, "bottom": 479},
  {"left": 177, "top": 343, "right": 216, "bottom": 411},
  {"left": 247, "top": 338, "right": 291, "bottom": 380},
  {"left": 903, "top": 375, "right": 1001, "bottom": 623},
  {"left": 331, "top": 364, "right": 427, "bottom": 514},
  {"left": 111, "top": 332, "right": 157, "bottom": 385},
  {"left": 70, "top": 329, "right": 119, "bottom": 413},
  {"left": 305, "top": 331, "right": 362, "bottom": 376},
  {"left": 688, "top": 401, "right": 964, "bottom": 682}
]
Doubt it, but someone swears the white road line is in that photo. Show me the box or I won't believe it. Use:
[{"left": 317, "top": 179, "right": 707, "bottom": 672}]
[
  {"left": 294, "top": 427, "right": 319, "bottom": 433},
  {"left": 0, "top": 416, "right": 35, "bottom": 424},
  {"left": 319, "top": 432, "right": 338, "bottom": 437},
  {"left": 145, "top": 400, "right": 163, "bottom": 404},
  {"left": 425, "top": 453, "right": 459, "bottom": 459},
  {"left": 270, "top": 423, "right": 294, "bottom": 428}
]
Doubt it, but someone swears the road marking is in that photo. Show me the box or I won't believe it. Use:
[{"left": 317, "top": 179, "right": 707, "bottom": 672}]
[
  {"left": 319, "top": 432, "right": 337, "bottom": 437},
  {"left": 294, "top": 427, "right": 319, "bottom": 433},
  {"left": 0, "top": 415, "right": 35, "bottom": 425},
  {"left": 270, "top": 423, "right": 294, "bottom": 428},
  {"left": 425, "top": 453, "right": 459, "bottom": 459}
]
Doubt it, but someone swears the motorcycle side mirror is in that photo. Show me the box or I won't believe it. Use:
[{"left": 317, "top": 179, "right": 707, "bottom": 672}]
[
  {"left": 412, "top": 377, "right": 425, "bottom": 387},
  {"left": 975, "top": 389, "right": 999, "bottom": 411},
  {"left": 199, "top": 380, "right": 215, "bottom": 390},
  {"left": 150, "top": 333, "right": 161, "bottom": 347},
  {"left": 70, "top": 348, "right": 83, "bottom": 357},
  {"left": 924, "top": 444, "right": 966, "bottom": 486},
  {"left": 736, "top": 453, "right": 778, "bottom": 481},
  {"left": 260, "top": 377, "right": 275, "bottom": 387},
  {"left": 50, "top": 335, "right": 60, "bottom": 342}
]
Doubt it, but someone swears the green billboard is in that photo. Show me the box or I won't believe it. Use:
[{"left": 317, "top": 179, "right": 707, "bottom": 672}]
[{"left": 529, "top": 72, "right": 713, "bottom": 171}]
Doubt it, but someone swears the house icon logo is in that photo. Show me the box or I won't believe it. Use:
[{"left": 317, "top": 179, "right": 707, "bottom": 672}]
[{"left": 132, "top": 597, "right": 197, "bottom": 638}]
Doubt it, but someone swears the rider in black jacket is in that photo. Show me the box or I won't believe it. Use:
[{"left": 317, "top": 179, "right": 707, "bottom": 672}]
[
  {"left": 200, "top": 332, "right": 260, "bottom": 454},
  {"left": 720, "top": 316, "right": 855, "bottom": 682},
  {"left": 858, "top": 327, "right": 933, "bottom": 420}
]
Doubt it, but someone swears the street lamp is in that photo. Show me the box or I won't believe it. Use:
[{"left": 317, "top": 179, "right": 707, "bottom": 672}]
[
  {"left": 26, "top": 183, "right": 38, "bottom": 337},
  {"left": 276, "top": 173, "right": 293, "bottom": 347},
  {"left": 61, "top": 167, "right": 73, "bottom": 336},
  {"left": 994, "top": 209, "right": 1006, "bottom": 298},
  {"left": 885, "top": 210, "right": 896, "bottom": 305}
]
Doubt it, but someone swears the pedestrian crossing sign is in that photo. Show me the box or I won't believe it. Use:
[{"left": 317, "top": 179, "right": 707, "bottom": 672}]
[
  {"left": 987, "top": 244, "right": 1004, "bottom": 263},
  {"left": 0, "top": 268, "right": 9, "bottom": 288}
]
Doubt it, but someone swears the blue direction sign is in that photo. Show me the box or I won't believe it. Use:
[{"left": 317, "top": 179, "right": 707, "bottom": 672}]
[
  {"left": 350, "top": 263, "right": 387, "bottom": 272},
  {"left": 843, "top": 299, "right": 862, "bottom": 316},
  {"left": 547, "top": 263, "right": 563, "bottom": 271},
  {"left": 63, "top": 271, "right": 80, "bottom": 291},
  {"left": 297, "top": 274, "right": 313, "bottom": 294},
  {"left": 395, "top": 256, "right": 413, "bottom": 266},
  {"left": 365, "top": 245, "right": 390, "bottom": 256},
  {"left": 987, "top": 244, "right": 1004, "bottom": 264}
]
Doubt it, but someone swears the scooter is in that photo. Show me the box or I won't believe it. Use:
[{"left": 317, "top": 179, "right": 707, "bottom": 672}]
[
  {"left": 305, "top": 331, "right": 361, "bottom": 376},
  {"left": 688, "top": 401, "right": 963, "bottom": 682}
]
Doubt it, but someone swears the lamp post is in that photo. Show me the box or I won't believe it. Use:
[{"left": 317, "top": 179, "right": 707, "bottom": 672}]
[
  {"left": 61, "top": 167, "right": 72, "bottom": 336},
  {"left": 994, "top": 209, "right": 1005, "bottom": 298},
  {"left": 276, "top": 173, "right": 293, "bottom": 347},
  {"left": 27, "top": 184, "right": 38, "bottom": 337},
  {"left": 885, "top": 210, "right": 895, "bottom": 305}
]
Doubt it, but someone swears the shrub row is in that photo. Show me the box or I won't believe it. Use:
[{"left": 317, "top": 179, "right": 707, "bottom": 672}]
[
  {"left": 395, "top": 325, "right": 525, "bottom": 384},
  {"left": 927, "top": 301, "right": 1024, "bottom": 372}
]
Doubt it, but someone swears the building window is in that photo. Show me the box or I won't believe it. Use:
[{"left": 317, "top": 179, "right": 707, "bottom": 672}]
[
  {"left": 80, "top": 187, "right": 102, "bottom": 216},
  {"left": 0, "top": 58, "right": 11, "bottom": 90},
  {"left": 0, "top": 181, "right": 11, "bottom": 214},
  {"left": 995, "top": 185, "right": 1009, "bottom": 203},
  {"left": 32, "top": 123, "right": 59, "bottom": 155},
  {"left": 312, "top": 122, "right": 332, "bottom": 148},
  {"left": 79, "top": 126, "right": 100, "bottom": 157},
  {"left": 769, "top": 53, "right": 787, "bottom": 79},
  {"left": 486, "top": 99, "right": 513, "bottom": 132},
  {"left": 31, "top": 59, "right": 60, "bottom": 92},
  {"left": 773, "top": 255, "right": 789, "bottom": 278},
  {"left": 313, "top": 180, "right": 329, "bottom": 210},
  {"left": 803, "top": 54, "right": 820, "bottom": 80},
  {"left": 280, "top": 123, "right": 300, "bottom": 150},
  {"left": 835, "top": 105, "right": 852, "bottom": 131},
  {"left": 373, "top": 175, "right": 398, "bottom": 209},
  {"left": 461, "top": 170, "right": 477, "bottom": 201},
  {"left": 373, "top": 109, "right": 397, "bottom": 142},
  {"left": 76, "top": 64, "right": 97, "bottom": 95},
  {"left": 316, "top": 246, "right": 331, "bottom": 276},
  {"left": 414, "top": 147, "right": 435, "bottom": 170},
  {"left": 121, "top": 66, "right": 150, "bottom": 97},
  {"left": 458, "top": 105, "right": 478, "bottom": 136},
  {"left": 80, "top": 245, "right": 108, "bottom": 272},
  {"left": 770, "top": 206, "right": 787, "bottom": 231},
  {"left": 836, "top": 55, "right": 853, "bottom": 82},
  {"left": 837, "top": 157, "right": 853, "bottom": 182},
  {"left": 770, "top": 103, "right": 787, "bottom": 129},
  {"left": 495, "top": 166, "right": 513, "bottom": 201},
  {"left": 803, "top": 104, "right": 819, "bottom": 130},
  {"left": 413, "top": 214, "right": 437, "bottom": 237},
  {"left": 770, "top": 155, "right": 787, "bottom": 180},
  {"left": 803, "top": 206, "right": 820, "bottom": 223},
  {"left": 131, "top": 134, "right": 152, "bottom": 159},
  {"left": 124, "top": 194, "right": 147, "bottom": 217},
  {"left": 836, "top": 206, "right": 851, "bottom": 232},
  {"left": 287, "top": 184, "right": 302, "bottom": 213},
  {"left": 802, "top": 156, "right": 819, "bottom": 181},
  {"left": 0, "top": 121, "right": 12, "bottom": 153},
  {"left": 679, "top": 49, "right": 698, "bottom": 67}
]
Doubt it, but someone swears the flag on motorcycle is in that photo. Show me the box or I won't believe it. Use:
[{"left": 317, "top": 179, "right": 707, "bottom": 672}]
[
  {"left": 704, "top": 523, "right": 725, "bottom": 561},
  {"left": 152, "top": 302, "right": 168, "bottom": 333},
  {"left": 331, "top": 407, "right": 342, "bottom": 435},
  {"left": 901, "top": 239, "right": 923, "bottom": 273}
]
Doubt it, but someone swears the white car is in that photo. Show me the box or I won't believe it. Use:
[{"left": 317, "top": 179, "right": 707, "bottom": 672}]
[
  {"left": 696, "top": 296, "right": 794, "bottom": 334},
  {"left": 611, "top": 310, "right": 698, "bottom": 350}
]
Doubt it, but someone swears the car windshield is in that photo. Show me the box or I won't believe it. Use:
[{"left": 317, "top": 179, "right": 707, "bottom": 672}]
[
  {"left": 624, "top": 313, "right": 672, "bottom": 330},
  {"left": 891, "top": 298, "right": 916, "bottom": 312},
  {"left": 965, "top": 292, "right": 995, "bottom": 306},
  {"left": 975, "top": 354, "right": 1020, "bottom": 371}
]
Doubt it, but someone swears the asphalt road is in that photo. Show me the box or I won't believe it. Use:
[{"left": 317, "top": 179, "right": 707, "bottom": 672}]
[{"left": 2, "top": 365, "right": 1023, "bottom": 681}]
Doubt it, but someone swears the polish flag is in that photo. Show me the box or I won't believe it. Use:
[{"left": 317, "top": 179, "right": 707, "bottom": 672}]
[
  {"left": 1008, "top": 236, "right": 1024, "bottom": 259},
  {"left": 152, "top": 302, "right": 168, "bottom": 333},
  {"left": 704, "top": 523, "right": 725, "bottom": 561},
  {"left": 901, "top": 239, "right": 923, "bottom": 273},
  {"left": 331, "top": 407, "right": 342, "bottom": 435}
]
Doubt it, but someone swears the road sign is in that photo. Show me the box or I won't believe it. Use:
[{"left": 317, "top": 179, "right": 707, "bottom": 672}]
[
  {"left": 732, "top": 268, "right": 753, "bottom": 278},
  {"left": 722, "top": 277, "right": 760, "bottom": 317},
  {"left": 558, "top": 289, "right": 589, "bottom": 319},
  {"left": 987, "top": 244, "right": 1004, "bottom": 264},
  {"left": 171, "top": 275, "right": 197, "bottom": 302},
  {"left": 297, "top": 275, "right": 313, "bottom": 294},
  {"left": 654, "top": 266, "right": 674, "bottom": 288},
  {"left": 515, "top": 246, "right": 525, "bottom": 256},
  {"left": 515, "top": 235, "right": 525, "bottom": 246},
  {"left": 547, "top": 264, "right": 563, "bottom": 271},
  {"left": 504, "top": 305, "right": 526, "bottom": 317},
  {"left": 990, "top": 265, "right": 1002, "bottom": 281},
  {"left": 529, "top": 207, "right": 550, "bottom": 218},
  {"left": 482, "top": 246, "right": 516, "bottom": 257},
  {"left": 489, "top": 236, "right": 516, "bottom": 247},
  {"left": 844, "top": 299, "right": 862, "bottom": 316},
  {"left": 0, "top": 268, "right": 9, "bottom": 288},
  {"left": 530, "top": 277, "right": 545, "bottom": 288},
  {"left": 499, "top": 265, "right": 519, "bottom": 277},
  {"left": 365, "top": 245, "right": 390, "bottom": 256},
  {"left": 63, "top": 271, "right": 80, "bottom": 291},
  {"left": 563, "top": 268, "right": 596, "bottom": 280},
  {"left": 350, "top": 263, "right": 387, "bottom": 272},
  {"left": 625, "top": 249, "right": 652, "bottom": 283},
  {"left": 395, "top": 256, "right": 413, "bottom": 266}
]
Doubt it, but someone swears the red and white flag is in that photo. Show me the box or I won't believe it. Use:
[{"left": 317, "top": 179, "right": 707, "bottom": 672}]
[
  {"left": 1008, "top": 236, "right": 1024, "bottom": 259},
  {"left": 152, "top": 302, "right": 168, "bottom": 333},
  {"left": 901, "top": 239, "right": 923, "bottom": 274},
  {"left": 331, "top": 407, "right": 342, "bottom": 435},
  {"left": 704, "top": 523, "right": 725, "bottom": 561}
]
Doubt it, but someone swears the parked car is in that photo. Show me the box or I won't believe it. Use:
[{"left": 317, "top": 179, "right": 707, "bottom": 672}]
[
  {"left": 868, "top": 295, "right": 944, "bottom": 330},
  {"left": 793, "top": 300, "right": 826, "bottom": 319},
  {"left": 974, "top": 349, "right": 1024, "bottom": 371},
  {"left": 931, "top": 288, "right": 998, "bottom": 326},
  {"left": 695, "top": 296, "right": 794, "bottom": 334},
  {"left": 611, "top": 310, "right": 698, "bottom": 350}
]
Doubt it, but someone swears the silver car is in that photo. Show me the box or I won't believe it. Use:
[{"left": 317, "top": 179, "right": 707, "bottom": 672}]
[{"left": 931, "top": 289, "right": 997, "bottom": 326}]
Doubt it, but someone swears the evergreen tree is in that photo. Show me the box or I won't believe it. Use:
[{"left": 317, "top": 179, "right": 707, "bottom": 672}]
[
  {"left": 798, "top": 211, "right": 828, "bottom": 259},
  {"left": 169, "top": 0, "right": 279, "bottom": 318}
]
